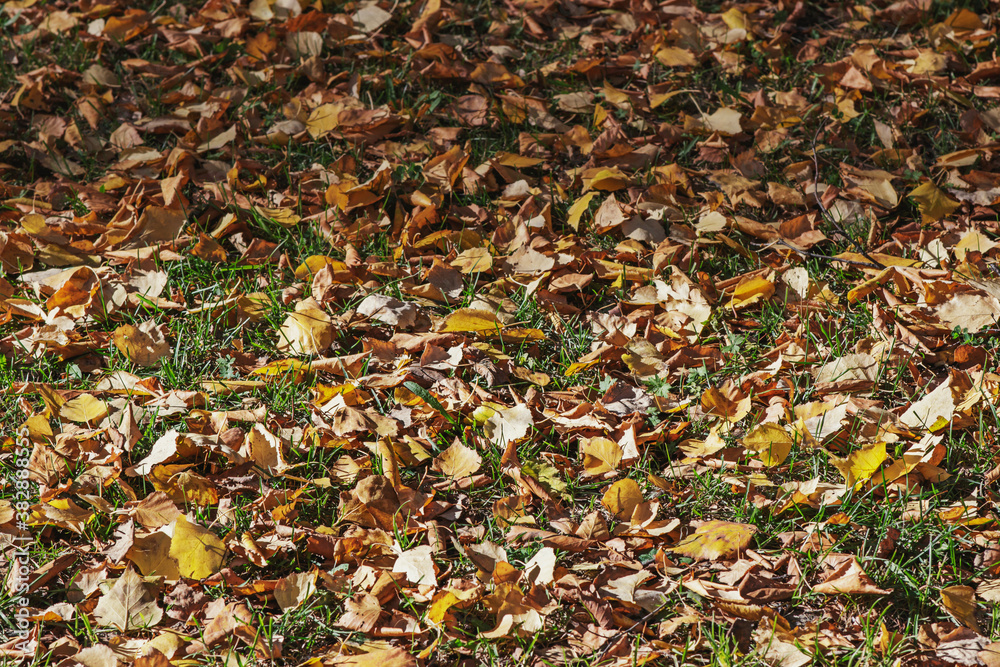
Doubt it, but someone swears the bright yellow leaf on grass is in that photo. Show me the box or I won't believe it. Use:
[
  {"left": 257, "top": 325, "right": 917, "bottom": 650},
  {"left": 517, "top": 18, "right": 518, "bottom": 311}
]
[
  {"left": 564, "top": 359, "right": 600, "bottom": 376},
  {"left": 251, "top": 359, "right": 312, "bottom": 381},
  {"left": 293, "top": 255, "right": 353, "bottom": 281},
  {"left": 667, "top": 520, "right": 756, "bottom": 560},
  {"left": 439, "top": 308, "right": 501, "bottom": 333},
  {"left": 566, "top": 192, "right": 597, "bottom": 231},
  {"left": 909, "top": 181, "right": 960, "bottom": 222},
  {"left": 169, "top": 515, "right": 226, "bottom": 579},
  {"left": 742, "top": 423, "right": 794, "bottom": 466},
  {"left": 828, "top": 442, "right": 888, "bottom": 488}
]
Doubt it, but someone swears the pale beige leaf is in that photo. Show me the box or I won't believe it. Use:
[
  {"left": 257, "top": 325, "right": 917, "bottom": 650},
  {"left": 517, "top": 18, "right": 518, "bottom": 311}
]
[
  {"left": 392, "top": 543, "right": 437, "bottom": 587},
  {"left": 484, "top": 404, "right": 533, "bottom": 447},
  {"left": 93, "top": 568, "right": 162, "bottom": 631},
  {"left": 432, "top": 442, "right": 482, "bottom": 479},
  {"left": 274, "top": 570, "right": 318, "bottom": 613}
]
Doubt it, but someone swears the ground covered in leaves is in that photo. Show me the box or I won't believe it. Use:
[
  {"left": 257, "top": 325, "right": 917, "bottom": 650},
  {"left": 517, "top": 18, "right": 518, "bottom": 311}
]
[{"left": 3, "top": 0, "right": 1000, "bottom": 665}]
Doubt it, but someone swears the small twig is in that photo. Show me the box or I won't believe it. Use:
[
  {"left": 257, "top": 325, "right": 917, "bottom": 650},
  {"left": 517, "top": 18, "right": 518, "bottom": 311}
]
[
  {"left": 809, "top": 129, "right": 886, "bottom": 269},
  {"left": 593, "top": 599, "right": 671, "bottom": 663}
]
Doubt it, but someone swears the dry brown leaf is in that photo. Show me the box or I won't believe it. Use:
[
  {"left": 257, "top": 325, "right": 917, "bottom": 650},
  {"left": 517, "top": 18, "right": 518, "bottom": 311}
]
[{"left": 112, "top": 320, "right": 171, "bottom": 367}]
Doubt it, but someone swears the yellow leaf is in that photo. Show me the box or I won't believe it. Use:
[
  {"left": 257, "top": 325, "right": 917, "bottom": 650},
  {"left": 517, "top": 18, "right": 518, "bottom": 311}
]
[
  {"left": 169, "top": 515, "right": 226, "bottom": 579},
  {"left": 277, "top": 300, "right": 335, "bottom": 356},
  {"left": 252, "top": 205, "right": 300, "bottom": 228},
  {"left": 306, "top": 103, "right": 343, "bottom": 139},
  {"left": 59, "top": 394, "right": 108, "bottom": 424},
  {"left": 726, "top": 275, "right": 774, "bottom": 310},
  {"left": 251, "top": 359, "right": 312, "bottom": 381},
  {"left": 564, "top": 359, "right": 600, "bottom": 376},
  {"left": 583, "top": 168, "right": 629, "bottom": 192},
  {"left": 581, "top": 437, "right": 624, "bottom": 475},
  {"left": 150, "top": 466, "right": 219, "bottom": 506},
  {"left": 294, "top": 255, "right": 353, "bottom": 281},
  {"left": 601, "top": 479, "right": 643, "bottom": 520},
  {"left": 439, "top": 308, "right": 501, "bottom": 333},
  {"left": 654, "top": 47, "right": 697, "bottom": 68},
  {"left": 499, "top": 327, "right": 545, "bottom": 342},
  {"left": 835, "top": 252, "right": 922, "bottom": 268},
  {"left": 666, "top": 520, "right": 756, "bottom": 560},
  {"left": 742, "top": 423, "right": 793, "bottom": 466},
  {"left": 941, "top": 585, "right": 980, "bottom": 633},
  {"left": 566, "top": 192, "right": 597, "bottom": 232},
  {"left": 909, "top": 181, "right": 960, "bottom": 222},
  {"left": 828, "top": 442, "right": 888, "bottom": 487}
]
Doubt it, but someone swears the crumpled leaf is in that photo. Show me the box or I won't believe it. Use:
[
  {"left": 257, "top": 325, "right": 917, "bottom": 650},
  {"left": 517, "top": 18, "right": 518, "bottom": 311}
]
[{"left": 113, "top": 320, "right": 171, "bottom": 366}]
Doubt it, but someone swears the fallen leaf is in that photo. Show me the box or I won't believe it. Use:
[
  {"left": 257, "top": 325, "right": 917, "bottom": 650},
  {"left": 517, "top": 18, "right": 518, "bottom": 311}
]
[
  {"left": 432, "top": 442, "right": 482, "bottom": 479},
  {"left": 169, "top": 515, "right": 226, "bottom": 580},
  {"left": 942, "top": 585, "right": 980, "bottom": 633},
  {"left": 829, "top": 442, "right": 889, "bottom": 487},
  {"left": 666, "top": 520, "right": 756, "bottom": 560},
  {"left": 275, "top": 570, "right": 318, "bottom": 613},
  {"left": 742, "top": 423, "right": 794, "bottom": 466},
  {"left": 601, "top": 479, "right": 643, "bottom": 520},
  {"left": 439, "top": 308, "right": 501, "bottom": 333},
  {"left": 392, "top": 543, "right": 437, "bottom": 587},
  {"left": 113, "top": 320, "right": 171, "bottom": 366},
  {"left": 277, "top": 299, "right": 335, "bottom": 356},
  {"left": 909, "top": 181, "right": 961, "bottom": 222},
  {"left": 93, "top": 568, "right": 163, "bottom": 631}
]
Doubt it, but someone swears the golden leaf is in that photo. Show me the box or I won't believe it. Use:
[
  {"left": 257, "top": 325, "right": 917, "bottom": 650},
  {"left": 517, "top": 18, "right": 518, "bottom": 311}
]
[
  {"left": 439, "top": 308, "right": 501, "bottom": 333},
  {"left": 169, "top": 515, "right": 226, "bottom": 580},
  {"left": 829, "top": 442, "right": 889, "bottom": 487},
  {"left": 666, "top": 520, "right": 756, "bottom": 560},
  {"left": 601, "top": 479, "right": 643, "bottom": 520},
  {"left": 742, "top": 423, "right": 794, "bottom": 466},
  {"left": 909, "top": 181, "right": 960, "bottom": 223}
]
